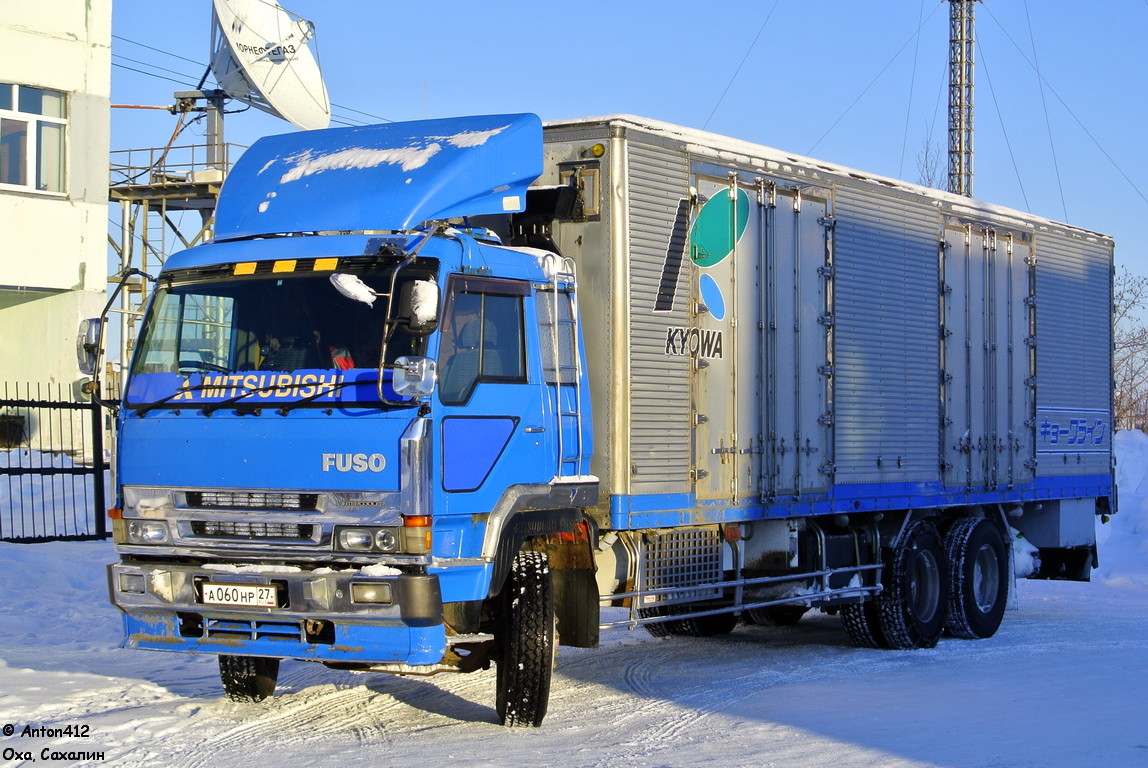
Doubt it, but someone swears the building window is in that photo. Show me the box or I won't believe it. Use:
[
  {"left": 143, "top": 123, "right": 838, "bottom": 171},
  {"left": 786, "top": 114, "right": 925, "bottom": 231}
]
[{"left": 0, "top": 83, "right": 67, "bottom": 194}]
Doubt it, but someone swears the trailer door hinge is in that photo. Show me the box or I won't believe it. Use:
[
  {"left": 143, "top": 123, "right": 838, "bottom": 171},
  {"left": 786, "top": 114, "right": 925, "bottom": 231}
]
[{"left": 691, "top": 468, "right": 710, "bottom": 482}]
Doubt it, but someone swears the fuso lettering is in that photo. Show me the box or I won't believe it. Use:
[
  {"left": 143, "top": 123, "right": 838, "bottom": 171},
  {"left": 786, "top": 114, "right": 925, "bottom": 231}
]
[{"left": 322, "top": 453, "right": 386, "bottom": 473}]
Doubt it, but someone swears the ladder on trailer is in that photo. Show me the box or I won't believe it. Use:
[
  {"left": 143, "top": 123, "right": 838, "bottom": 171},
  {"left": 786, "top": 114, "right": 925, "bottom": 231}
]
[{"left": 541, "top": 255, "right": 586, "bottom": 478}]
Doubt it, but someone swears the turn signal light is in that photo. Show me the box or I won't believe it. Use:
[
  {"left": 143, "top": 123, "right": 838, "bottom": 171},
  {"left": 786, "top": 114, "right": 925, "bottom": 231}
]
[{"left": 403, "top": 515, "right": 432, "bottom": 527}]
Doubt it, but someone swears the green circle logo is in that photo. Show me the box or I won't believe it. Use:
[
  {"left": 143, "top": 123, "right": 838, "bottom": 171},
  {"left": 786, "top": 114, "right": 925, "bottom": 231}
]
[{"left": 689, "top": 188, "right": 749, "bottom": 267}]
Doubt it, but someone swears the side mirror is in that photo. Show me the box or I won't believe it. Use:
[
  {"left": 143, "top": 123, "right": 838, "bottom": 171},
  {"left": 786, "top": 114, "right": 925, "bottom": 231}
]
[
  {"left": 392, "top": 356, "right": 437, "bottom": 397},
  {"left": 77, "top": 318, "right": 101, "bottom": 376},
  {"left": 330, "top": 273, "right": 379, "bottom": 306},
  {"left": 398, "top": 279, "right": 439, "bottom": 335}
]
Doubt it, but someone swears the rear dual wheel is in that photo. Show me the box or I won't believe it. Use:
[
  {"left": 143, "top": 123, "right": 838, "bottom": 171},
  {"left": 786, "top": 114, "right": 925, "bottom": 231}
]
[
  {"left": 944, "top": 518, "right": 1008, "bottom": 639},
  {"left": 842, "top": 520, "right": 948, "bottom": 649}
]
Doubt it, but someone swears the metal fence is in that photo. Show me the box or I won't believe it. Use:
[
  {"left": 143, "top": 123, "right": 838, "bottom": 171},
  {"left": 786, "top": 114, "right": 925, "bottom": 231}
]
[{"left": 0, "top": 382, "right": 108, "bottom": 542}]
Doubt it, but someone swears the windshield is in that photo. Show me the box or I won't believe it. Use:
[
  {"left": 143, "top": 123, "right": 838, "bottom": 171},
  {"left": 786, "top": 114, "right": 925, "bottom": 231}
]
[{"left": 126, "top": 257, "right": 437, "bottom": 409}]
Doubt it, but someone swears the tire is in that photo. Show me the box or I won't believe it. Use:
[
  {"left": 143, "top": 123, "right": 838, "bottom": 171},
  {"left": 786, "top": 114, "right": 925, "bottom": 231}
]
[
  {"left": 841, "top": 601, "right": 885, "bottom": 648},
  {"left": 219, "top": 655, "right": 279, "bottom": 702},
  {"left": 874, "top": 520, "right": 948, "bottom": 650},
  {"left": 944, "top": 518, "right": 1009, "bottom": 639},
  {"left": 746, "top": 604, "right": 809, "bottom": 627},
  {"left": 495, "top": 551, "right": 556, "bottom": 727},
  {"left": 639, "top": 604, "right": 737, "bottom": 637},
  {"left": 638, "top": 605, "right": 675, "bottom": 638}
]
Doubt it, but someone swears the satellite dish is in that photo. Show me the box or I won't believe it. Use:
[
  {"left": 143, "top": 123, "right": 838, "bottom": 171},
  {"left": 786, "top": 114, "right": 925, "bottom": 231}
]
[{"left": 210, "top": 0, "right": 331, "bottom": 131}]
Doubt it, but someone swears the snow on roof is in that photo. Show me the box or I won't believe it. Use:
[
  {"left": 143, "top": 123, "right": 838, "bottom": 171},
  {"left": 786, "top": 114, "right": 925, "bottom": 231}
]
[{"left": 544, "top": 114, "right": 1112, "bottom": 243}]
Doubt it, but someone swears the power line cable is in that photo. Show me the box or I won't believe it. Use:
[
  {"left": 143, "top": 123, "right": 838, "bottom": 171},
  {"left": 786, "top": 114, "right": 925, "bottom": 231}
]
[
  {"left": 702, "top": 0, "right": 780, "bottom": 130},
  {"left": 112, "top": 54, "right": 204, "bottom": 85},
  {"left": 982, "top": 4, "right": 1148, "bottom": 208},
  {"left": 112, "top": 62, "right": 200, "bottom": 89},
  {"left": 112, "top": 34, "right": 207, "bottom": 68},
  {"left": 899, "top": 0, "right": 928, "bottom": 178},
  {"left": 1022, "top": 0, "right": 1068, "bottom": 221},
  {"left": 807, "top": 1, "right": 943, "bottom": 156},
  {"left": 113, "top": 32, "right": 393, "bottom": 124},
  {"left": 977, "top": 41, "right": 1030, "bottom": 212}
]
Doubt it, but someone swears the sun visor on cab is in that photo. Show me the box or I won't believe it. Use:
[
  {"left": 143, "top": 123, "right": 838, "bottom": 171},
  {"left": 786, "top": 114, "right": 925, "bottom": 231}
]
[{"left": 213, "top": 113, "right": 542, "bottom": 240}]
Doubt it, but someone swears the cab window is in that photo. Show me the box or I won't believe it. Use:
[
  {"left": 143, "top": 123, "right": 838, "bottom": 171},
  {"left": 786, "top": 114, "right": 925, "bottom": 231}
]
[{"left": 438, "top": 278, "right": 528, "bottom": 404}]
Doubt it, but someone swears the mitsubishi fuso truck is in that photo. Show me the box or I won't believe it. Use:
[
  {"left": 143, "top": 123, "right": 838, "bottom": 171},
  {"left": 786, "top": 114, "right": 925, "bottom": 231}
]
[{"left": 99, "top": 113, "right": 1113, "bottom": 727}]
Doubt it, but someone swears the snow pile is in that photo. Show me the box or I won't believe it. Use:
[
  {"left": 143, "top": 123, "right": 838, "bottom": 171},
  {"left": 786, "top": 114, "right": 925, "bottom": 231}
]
[{"left": 1099, "top": 430, "right": 1148, "bottom": 590}]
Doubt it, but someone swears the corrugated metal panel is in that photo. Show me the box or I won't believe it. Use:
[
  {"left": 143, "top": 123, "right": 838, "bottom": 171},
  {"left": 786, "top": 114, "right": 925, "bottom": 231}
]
[
  {"left": 1034, "top": 234, "right": 1112, "bottom": 476},
  {"left": 627, "top": 141, "right": 692, "bottom": 491},
  {"left": 942, "top": 227, "right": 1035, "bottom": 489},
  {"left": 832, "top": 187, "right": 940, "bottom": 485}
]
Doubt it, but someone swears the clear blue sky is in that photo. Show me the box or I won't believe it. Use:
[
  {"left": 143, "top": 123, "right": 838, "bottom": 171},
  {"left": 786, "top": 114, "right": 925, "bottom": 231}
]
[{"left": 110, "top": 0, "right": 1148, "bottom": 272}]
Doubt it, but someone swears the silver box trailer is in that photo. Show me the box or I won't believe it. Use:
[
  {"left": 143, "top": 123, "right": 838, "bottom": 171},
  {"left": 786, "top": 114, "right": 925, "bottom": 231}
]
[{"left": 517, "top": 116, "right": 1111, "bottom": 642}]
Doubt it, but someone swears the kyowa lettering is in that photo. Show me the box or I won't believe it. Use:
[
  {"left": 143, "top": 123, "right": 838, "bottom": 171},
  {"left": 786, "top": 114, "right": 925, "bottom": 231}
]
[{"left": 664, "top": 326, "right": 724, "bottom": 359}]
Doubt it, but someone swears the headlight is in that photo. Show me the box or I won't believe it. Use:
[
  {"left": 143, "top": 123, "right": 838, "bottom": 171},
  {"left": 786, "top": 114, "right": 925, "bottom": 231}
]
[
  {"left": 118, "top": 573, "right": 146, "bottom": 593},
  {"left": 127, "top": 520, "right": 170, "bottom": 544},
  {"left": 334, "top": 526, "right": 404, "bottom": 553},
  {"left": 375, "top": 529, "right": 398, "bottom": 551},
  {"left": 337, "top": 528, "right": 374, "bottom": 551},
  {"left": 350, "top": 582, "right": 393, "bottom": 604}
]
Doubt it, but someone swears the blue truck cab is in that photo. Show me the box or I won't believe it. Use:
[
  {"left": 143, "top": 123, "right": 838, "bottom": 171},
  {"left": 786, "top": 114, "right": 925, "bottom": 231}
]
[{"left": 108, "top": 115, "right": 596, "bottom": 726}]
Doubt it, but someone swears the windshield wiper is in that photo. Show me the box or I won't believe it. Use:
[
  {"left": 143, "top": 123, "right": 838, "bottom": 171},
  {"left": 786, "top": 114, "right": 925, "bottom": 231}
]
[
  {"left": 277, "top": 376, "right": 407, "bottom": 414},
  {"left": 204, "top": 377, "right": 395, "bottom": 415},
  {"left": 131, "top": 382, "right": 230, "bottom": 416},
  {"left": 198, "top": 382, "right": 315, "bottom": 415},
  {"left": 132, "top": 375, "right": 400, "bottom": 416}
]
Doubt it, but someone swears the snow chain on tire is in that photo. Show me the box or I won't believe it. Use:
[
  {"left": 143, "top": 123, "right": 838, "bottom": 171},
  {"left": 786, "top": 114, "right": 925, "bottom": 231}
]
[
  {"left": 219, "top": 655, "right": 279, "bottom": 702},
  {"left": 639, "top": 605, "right": 737, "bottom": 637},
  {"left": 944, "top": 517, "right": 1008, "bottom": 639},
  {"left": 873, "top": 520, "right": 949, "bottom": 650},
  {"left": 841, "top": 601, "right": 885, "bottom": 648},
  {"left": 495, "top": 550, "right": 556, "bottom": 727}
]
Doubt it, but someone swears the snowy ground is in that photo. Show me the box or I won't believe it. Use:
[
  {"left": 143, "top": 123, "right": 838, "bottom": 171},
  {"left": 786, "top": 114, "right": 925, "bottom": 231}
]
[{"left": 1, "top": 438, "right": 1147, "bottom": 767}]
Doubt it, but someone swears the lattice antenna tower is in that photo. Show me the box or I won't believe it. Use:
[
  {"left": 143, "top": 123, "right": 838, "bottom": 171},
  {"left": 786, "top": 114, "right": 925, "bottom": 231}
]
[{"left": 948, "top": 0, "right": 976, "bottom": 196}]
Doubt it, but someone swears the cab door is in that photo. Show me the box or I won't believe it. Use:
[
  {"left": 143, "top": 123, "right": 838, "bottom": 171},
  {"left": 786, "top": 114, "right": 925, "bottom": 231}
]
[{"left": 435, "top": 276, "right": 552, "bottom": 508}]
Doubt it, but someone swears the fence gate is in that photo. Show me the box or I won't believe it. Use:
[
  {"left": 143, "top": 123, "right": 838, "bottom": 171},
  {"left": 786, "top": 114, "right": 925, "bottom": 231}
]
[{"left": 0, "top": 382, "right": 108, "bottom": 542}]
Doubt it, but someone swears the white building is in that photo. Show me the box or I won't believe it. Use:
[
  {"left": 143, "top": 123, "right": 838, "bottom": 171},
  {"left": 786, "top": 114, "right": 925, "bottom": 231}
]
[{"left": 0, "top": 1, "right": 111, "bottom": 396}]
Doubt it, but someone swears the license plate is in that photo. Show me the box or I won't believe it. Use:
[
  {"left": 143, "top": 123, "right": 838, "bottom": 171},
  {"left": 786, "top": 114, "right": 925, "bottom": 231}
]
[{"left": 201, "top": 582, "right": 278, "bottom": 608}]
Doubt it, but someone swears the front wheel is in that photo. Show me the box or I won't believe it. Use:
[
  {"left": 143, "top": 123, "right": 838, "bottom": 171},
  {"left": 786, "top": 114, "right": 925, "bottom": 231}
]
[
  {"left": 944, "top": 518, "right": 1008, "bottom": 639},
  {"left": 875, "top": 520, "right": 949, "bottom": 649},
  {"left": 495, "top": 551, "right": 556, "bottom": 727},
  {"left": 219, "top": 655, "right": 279, "bottom": 702}
]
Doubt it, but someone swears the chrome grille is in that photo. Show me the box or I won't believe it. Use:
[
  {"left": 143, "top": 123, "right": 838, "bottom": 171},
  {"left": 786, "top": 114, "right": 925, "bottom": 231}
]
[
  {"left": 641, "top": 528, "right": 722, "bottom": 605},
  {"left": 190, "top": 520, "right": 314, "bottom": 539},
  {"left": 186, "top": 491, "right": 318, "bottom": 511}
]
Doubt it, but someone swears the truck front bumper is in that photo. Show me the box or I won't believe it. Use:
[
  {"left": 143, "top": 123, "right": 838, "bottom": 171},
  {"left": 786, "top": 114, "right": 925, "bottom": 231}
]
[{"left": 108, "top": 562, "right": 446, "bottom": 665}]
